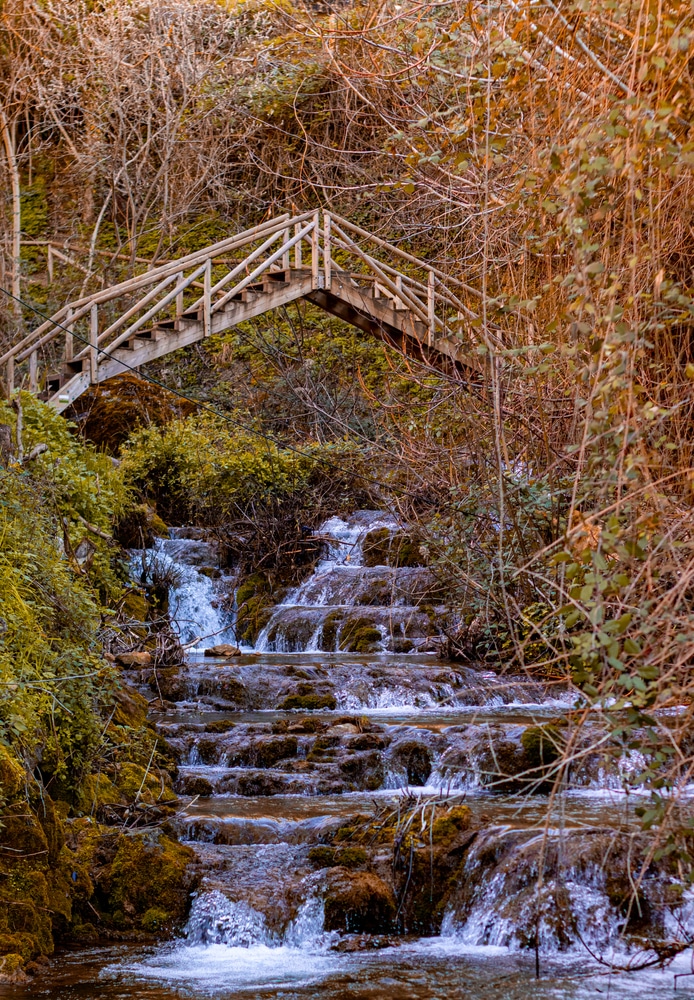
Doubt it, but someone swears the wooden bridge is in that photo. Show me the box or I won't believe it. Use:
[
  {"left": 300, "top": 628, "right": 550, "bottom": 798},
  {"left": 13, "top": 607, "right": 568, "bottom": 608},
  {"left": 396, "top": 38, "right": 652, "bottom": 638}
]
[{"left": 1, "top": 210, "right": 482, "bottom": 410}]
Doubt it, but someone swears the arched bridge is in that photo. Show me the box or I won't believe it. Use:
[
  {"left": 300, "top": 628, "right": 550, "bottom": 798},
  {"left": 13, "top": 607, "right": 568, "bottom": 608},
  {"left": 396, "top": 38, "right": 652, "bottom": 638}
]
[{"left": 1, "top": 210, "right": 482, "bottom": 410}]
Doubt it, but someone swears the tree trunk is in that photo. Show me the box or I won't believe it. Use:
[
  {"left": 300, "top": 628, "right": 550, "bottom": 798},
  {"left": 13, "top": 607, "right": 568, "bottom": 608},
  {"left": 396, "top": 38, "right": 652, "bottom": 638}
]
[{"left": 0, "top": 103, "right": 22, "bottom": 323}]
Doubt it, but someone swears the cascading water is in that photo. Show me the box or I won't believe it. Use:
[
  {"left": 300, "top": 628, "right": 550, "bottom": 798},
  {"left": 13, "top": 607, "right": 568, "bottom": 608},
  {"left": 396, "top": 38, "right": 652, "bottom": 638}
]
[
  {"left": 254, "top": 510, "right": 443, "bottom": 653},
  {"left": 29, "top": 511, "right": 694, "bottom": 1000},
  {"left": 130, "top": 528, "right": 237, "bottom": 647}
]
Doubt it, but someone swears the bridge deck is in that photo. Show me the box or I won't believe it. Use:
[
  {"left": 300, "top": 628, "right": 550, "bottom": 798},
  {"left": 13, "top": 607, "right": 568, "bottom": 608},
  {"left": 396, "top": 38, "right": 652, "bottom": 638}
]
[{"left": 1, "top": 211, "right": 482, "bottom": 411}]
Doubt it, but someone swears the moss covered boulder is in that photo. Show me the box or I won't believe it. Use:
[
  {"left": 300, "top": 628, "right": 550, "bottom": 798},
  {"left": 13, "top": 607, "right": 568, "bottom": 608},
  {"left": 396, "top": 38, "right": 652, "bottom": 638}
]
[
  {"left": 362, "top": 528, "right": 426, "bottom": 568},
  {"left": 390, "top": 741, "right": 432, "bottom": 786},
  {"left": 235, "top": 574, "right": 274, "bottom": 645},
  {"left": 339, "top": 616, "right": 382, "bottom": 653},
  {"left": 323, "top": 868, "right": 396, "bottom": 933}
]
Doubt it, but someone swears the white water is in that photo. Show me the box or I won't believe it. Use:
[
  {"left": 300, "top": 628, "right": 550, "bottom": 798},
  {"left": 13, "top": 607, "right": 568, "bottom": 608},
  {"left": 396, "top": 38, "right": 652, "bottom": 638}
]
[
  {"left": 131, "top": 530, "right": 237, "bottom": 648},
  {"left": 254, "top": 510, "right": 435, "bottom": 653},
  {"left": 107, "top": 891, "right": 338, "bottom": 992}
]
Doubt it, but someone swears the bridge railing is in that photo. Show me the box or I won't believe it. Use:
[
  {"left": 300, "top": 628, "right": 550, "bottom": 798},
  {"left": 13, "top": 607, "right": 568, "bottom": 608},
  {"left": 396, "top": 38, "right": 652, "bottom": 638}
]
[
  {"left": 321, "top": 212, "right": 481, "bottom": 347},
  {"left": 0, "top": 210, "right": 321, "bottom": 401},
  {"left": 1, "top": 209, "right": 480, "bottom": 403}
]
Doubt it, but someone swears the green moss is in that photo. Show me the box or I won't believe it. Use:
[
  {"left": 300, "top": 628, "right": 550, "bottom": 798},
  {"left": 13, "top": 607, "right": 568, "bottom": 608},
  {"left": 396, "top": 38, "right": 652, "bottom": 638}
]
[
  {"left": 308, "top": 846, "right": 367, "bottom": 869},
  {"left": 0, "top": 933, "right": 34, "bottom": 962},
  {"left": 236, "top": 573, "right": 271, "bottom": 607},
  {"left": 362, "top": 528, "right": 425, "bottom": 568},
  {"left": 339, "top": 616, "right": 382, "bottom": 653},
  {"left": 236, "top": 589, "right": 274, "bottom": 645},
  {"left": 0, "top": 953, "right": 24, "bottom": 978},
  {"left": 0, "top": 748, "right": 25, "bottom": 802},
  {"left": 102, "top": 832, "right": 195, "bottom": 927},
  {"left": 362, "top": 528, "right": 391, "bottom": 567},
  {"left": 431, "top": 806, "right": 471, "bottom": 843},
  {"left": 115, "top": 763, "right": 177, "bottom": 805},
  {"left": 112, "top": 685, "right": 149, "bottom": 728},
  {"left": 279, "top": 693, "right": 337, "bottom": 711},
  {"left": 520, "top": 724, "right": 563, "bottom": 770},
  {"left": 321, "top": 611, "right": 344, "bottom": 650},
  {"left": 74, "top": 773, "right": 122, "bottom": 816},
  {"left": 141, "top": 907, "right": 170, "bottom": 932},
  {"left": 20, "top": 183, "right": 48, "bottom": 238}
]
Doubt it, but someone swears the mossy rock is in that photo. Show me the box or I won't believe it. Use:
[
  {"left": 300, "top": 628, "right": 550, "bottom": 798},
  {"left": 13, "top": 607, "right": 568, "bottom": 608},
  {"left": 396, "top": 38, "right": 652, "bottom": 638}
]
[
  {"left": 205, "top": 720, "right": 236, "bottom": 734},
  {"left": 339, "top": 616, "right": 382, "bottom": 653},
  {"left": 197, "top": 675, "right": 248, "bottom": 706},
  {"left": 251, "top": 736, "right": 298, "bottom": 767},
  {"left": 362, "top": 528, "right": 391, "bottom": 567},
  {"left": 347, "top": 733, "right": 387, "bottom": 751},
  {"left": 355, "top": 577, "right": 392, "bottom": 606},
  {"left": 236, "top": 572, "right": 271, "bottom": 607},
  {"left": 308, "top": 846, "right": 367, "bottom": 869},
  {"left": 431, "top": 805, "right": 471, "bottom": 844},
  {"left": 321, "top": 611, "right": 344, "bottom": 651},
  {"left": 141, "top": 907, "right": 170, "bottom": 932},
  {"left": 520, "top": 724, "right": 563, "bottom": 770},
  {"left": 279, "top": 693, "right": 337, "bottom": 711},
  {"left": 115, "top": 505, "right": 169, "bottom": 549},
  {"left": 339, "top": 751, "right": 384, "bottom": 791},
  {"left": 0, "top": 747, "right": 26, "bottom": 802},
  {"left": 475, "top": 737, "right": 530, "bottom": 793},
  {"left": 362, "top": 528, "right": 426, "bottom": 568},
  {"left": 390, "top": 741, "right": 432, "bottom": 786},
  {"left": 323, "top": 868, "right": 396, "bottom": 933},
  {"left": 236, "top": 595, "right": 274, "bottom": 645},
  {"left": 0, "top": 934, "right": 34, "bottom": 962},
  {"left": 177, "top": 775, "right": 213, "bottom": 797},
  {"left": 195, "top": 737, "right": 222, "bottom": 765},
  {"left": 0, "top": 861, "right": 55, "bottom": 957},
  {"left": 121, "top": 591, "right": 151, "bottom": 624},
  {"left": 112, "top": 684, "right": 149, "bottom": 728},
  {"left": 101, "top": 831, "right": 196, "bottom": 927},
  {"left": 236, "top": 574, "right": 274, "bottom": 645},
  {"left": 0, "top": 953, "right": 25, "bottom": 981},
  {"left": 115, "top": 763, "right": 177, "bottom": 805},
  {"left": 74, "top": 773, "right": 122, "bottom": 816},
  {"left": 266, "top": 617, "right": 318, "bottom": 651},
  {"left": 391, "top": 638, "right": 415, "bottom": 653},
  {"left": 151, "top": 667, "right": 189, "bottom": 701}
]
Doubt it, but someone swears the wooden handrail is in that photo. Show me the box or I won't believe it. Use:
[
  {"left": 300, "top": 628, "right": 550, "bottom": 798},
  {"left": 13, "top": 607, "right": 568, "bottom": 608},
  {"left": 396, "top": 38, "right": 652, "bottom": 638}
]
[{"left": 3, "top": 208, "right": 482, "bottom": 405}]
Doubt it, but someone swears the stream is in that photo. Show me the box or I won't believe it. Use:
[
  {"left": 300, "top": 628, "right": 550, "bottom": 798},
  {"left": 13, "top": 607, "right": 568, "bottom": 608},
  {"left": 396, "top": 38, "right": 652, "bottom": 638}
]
[{"left": 8, "top": 512, "right": 694, "bottom": 999}]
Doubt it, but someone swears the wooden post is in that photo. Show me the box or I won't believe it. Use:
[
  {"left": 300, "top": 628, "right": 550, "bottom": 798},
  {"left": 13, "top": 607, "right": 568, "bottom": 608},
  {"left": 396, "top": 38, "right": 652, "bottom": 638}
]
[
  {"left": 47, "top": 245, "right": 54, "bottom": 284},
  {"left": 6, "top": 356, "right": 14, "bottom": 398},
  {"left": 282, "top": 228, "right": 290, "bottom": 272},
  {"left": 311, "top": 211, "right": 320, "bottom": 289},
  {"left": 324, "top": 212, "right": 332, "bottom": 292},
  {"left": 176, "top": 272, "right": 184, "bottom": 320},
  {"left": 90, "top": 303, "right": 98, "bottom": 383},
  {"left": 29, "top": 351, "right": 37, "bottom": 392},
  {"left": 294, "top": 222, "right": 302, "bottom": 269},
  {"left": 203, "top": 259, "right": 211, "bottom": 337},
  {"left": 427, "top": 270, "right": 435, "bottom": 346},
  {"left": 65, "top": 307, "right": 74, "bottom": 362}
]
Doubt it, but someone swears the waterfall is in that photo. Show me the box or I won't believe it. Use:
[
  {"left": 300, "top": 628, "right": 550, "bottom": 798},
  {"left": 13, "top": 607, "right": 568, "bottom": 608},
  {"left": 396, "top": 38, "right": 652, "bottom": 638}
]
[
  {"left": 254, "top": 510, "right": 441, "bottom": 653},
  {"left": 130, "top": 528, "right": 237, "bottom": 648}
]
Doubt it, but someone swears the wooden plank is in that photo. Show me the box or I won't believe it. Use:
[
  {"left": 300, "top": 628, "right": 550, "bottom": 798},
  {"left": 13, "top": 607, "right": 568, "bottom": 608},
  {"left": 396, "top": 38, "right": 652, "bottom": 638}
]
[
  {"left": 73, "top": 277, "right": 315, "bottom": 397},
  {"left": 90, "top": 304, "right": 98, "bottom": 383}
]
